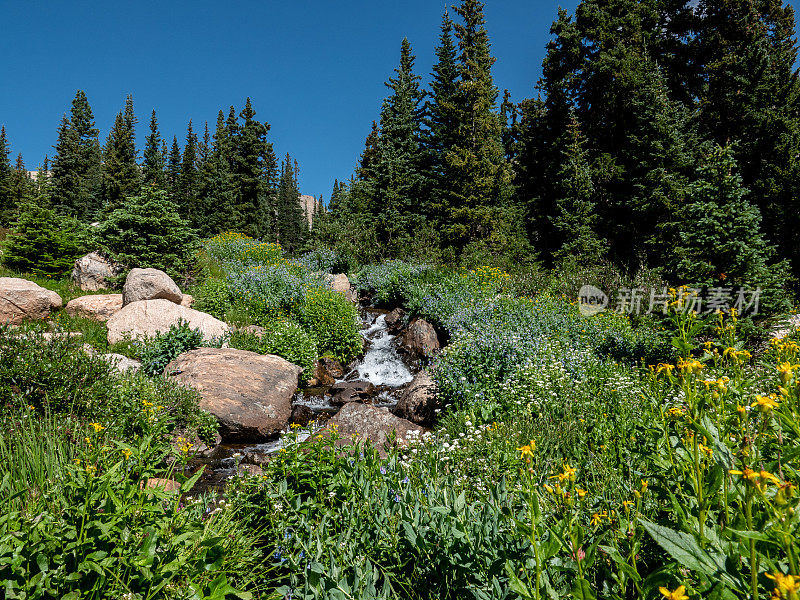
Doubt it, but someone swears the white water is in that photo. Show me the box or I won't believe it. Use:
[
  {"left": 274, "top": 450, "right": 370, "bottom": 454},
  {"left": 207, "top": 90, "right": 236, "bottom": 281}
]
[{"left": 350, "top": 314, "right": 413, "bottom": 387}]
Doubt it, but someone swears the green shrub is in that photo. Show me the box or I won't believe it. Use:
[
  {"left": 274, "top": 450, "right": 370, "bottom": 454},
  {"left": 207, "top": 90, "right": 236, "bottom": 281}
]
[
  {"left": 1, "top": 203, "right": 88, "bottom": 276},
  {"left": 194, "top": 275, "right": 232, "bottom": 320},
  {"left": 139, "top": 321, "right": 207, "bottom": 376},
  {"left": 298, "top": 288, "right": 362, "bottom": 365},
  {"left": 230, "top": 319, "right": 318, "bottom": 385},
  {"left": 97, "top": 186, "right": 199, "bottom": 280}
]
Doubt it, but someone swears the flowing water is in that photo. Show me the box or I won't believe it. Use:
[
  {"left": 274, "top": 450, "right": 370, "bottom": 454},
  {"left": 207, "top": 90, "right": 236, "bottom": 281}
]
[{"left": 190, "top": 308, "right": 415, "bottom": 490}]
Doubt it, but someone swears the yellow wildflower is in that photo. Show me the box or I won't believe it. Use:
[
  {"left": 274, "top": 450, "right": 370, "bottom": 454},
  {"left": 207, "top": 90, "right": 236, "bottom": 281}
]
[
  {"left": 121, "top": 449, "right": 132, "bottom": 460},
  {"left": 751, "top": 394, "right": 779, "bottom": 413},
  {"left": 89, "top": 422, "right": 104, "bottom": 433},
  {"left": 659, "top": 585, "right": 689, "bottom": 600},
  {"left": 766, "top": 572, "right": 800, "bottom": 599},
  {"left": 590, "top": 511, "right": 608, "bottom": 527}
]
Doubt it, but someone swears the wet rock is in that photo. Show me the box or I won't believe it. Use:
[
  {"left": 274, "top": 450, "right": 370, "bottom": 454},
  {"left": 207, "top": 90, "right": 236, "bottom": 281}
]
[
  {"left": 290, "top": 405, "right": 315, "bottom": 427},
  {"left": 65, "top": 294, "right": 122, "bottom": 321},
  {"left": 106, "top": 299, "right": 229, "bottom": 345},
  {"left": 394, "top": 371, "right": 440, "bottom": 426},
  {"left": 328, "top": 403, "right": 423, "bottom": 457},
  {"left": 313, "top": 357, "right": 345, "bottom": 386},
  {"left": 72, "top": 252, "right": 122, "bottom": 291},
  {"left": 329, "top": 380, "right": 375, "bottom": 405},
  {"left": 122, "top": 268, "right": 182, "bottom": 306},
  {"left": 400, "top": 318, "right": 440, "bottom": 359},
  {"left": 0, "top": 278, "right": 62, "bottom": 325},
  {"left": 165, "top": 348, "right": 302, "bottom": 442},
  {"left": 384, "top": 308, "right": 406, "bottom": 334}
]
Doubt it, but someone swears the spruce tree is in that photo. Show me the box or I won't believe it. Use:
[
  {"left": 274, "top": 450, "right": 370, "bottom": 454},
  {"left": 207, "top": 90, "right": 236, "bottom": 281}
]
[
  {"left": 102, "top": 95, "right": 140, "bottom": 212},
  {"left": 446, "top": 0, "right": 518, "bottom": 257},
  {"left": 166, "top": 136, "right": 182, "bottom": 201},
  {"left": 179, "top": 120, "right": 198, "bottom": 217},
  {"left": 0, "top": 126, "right": 13, "bottom": 225},
  {"left": 196, "top": 110, "right": 236, "bottom": 237},
  {"left": 142, "top": 109, "right": 166, "bottom": 188},
  {"left": 50, "top": 90, "right": 102, "bottom": 220},
  {"left": 673, "top": 144, "right": 789, "bottom": 310},
  {"left": 275, "top": 153, "right": 305, "bottom": 252},
  {"left": 372, "top": 38, "right": 427, "bottom": 248},
  {"left": 426, "top": 10, "right": 461, "bottom": 224},
  {"left": 551, "top": 114, "right": 607, "bottom": 261}
]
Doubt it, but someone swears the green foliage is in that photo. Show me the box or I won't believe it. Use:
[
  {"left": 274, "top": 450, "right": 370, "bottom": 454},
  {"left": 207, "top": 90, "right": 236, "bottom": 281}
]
[
  {"left": 101, "top": 95, "right": 140, "bottom": 212},
  {"left": 0, "top": 425, "right": 261, "bottom": 597},
  {"left": 1, "top": 202, "right": 88, "bottom": 276},
  {"left": 298, "top": 287, "right": 362, "bottom": 365},
  {"left": 139, "top": 321, "right": 208, "bottom": 376},
  {"left": 195, "top": 274, "right": 233, "bottom": 320},
  {"left": 98, "top": 185, "right": 199, "bottom": 279},
  {"left": 230, "top": 318, "right": 318, "bottom": 384}
]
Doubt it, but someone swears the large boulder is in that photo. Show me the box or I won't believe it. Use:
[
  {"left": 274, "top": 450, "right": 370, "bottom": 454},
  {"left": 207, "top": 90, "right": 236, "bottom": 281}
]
[
  {"left": 328, "top": 273, "right": 357, "bottom": 303},
  {"left": 165, "top": 348, "right": 302, "bottom": 442},
  {"left": 329, "top": 380, "right": 375, "bottom": 406},
  {"left": 384, "top": 308, "right": 406, "bottom": 334},
  {"left": 400, "top": 318, "right": 440, "bottom": 359},
  {"left": 122, "top": 268, "right": 182, "bottom": 306},
  {"left": 328, "top": 403, "right": 424, "bottom": 457},
  {"left": 65, "top": 294, "right": 123, "bottom": 322},
  {"left": 106, "top": 299, "right": 229, "bottom": 344},
  {"left": 311, "top": 357, "right": 345, "bottom": 386},
  {"left": 0, "top": 278, "right": 62, "bottom": 325},
  {"left": 394, "top": 371, "right": 440, "bottom": 426},
  {"left": 71, "top": 252, "right": 121, "bottom": 291}
]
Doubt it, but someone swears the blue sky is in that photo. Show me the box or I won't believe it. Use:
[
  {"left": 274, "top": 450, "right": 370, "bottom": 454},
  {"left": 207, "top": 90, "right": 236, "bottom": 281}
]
[{"left": 1, "top": 0, "right": 797, "bottom": 199}]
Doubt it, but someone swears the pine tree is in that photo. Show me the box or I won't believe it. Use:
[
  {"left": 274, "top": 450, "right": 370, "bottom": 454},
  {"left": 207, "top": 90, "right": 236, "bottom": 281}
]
[
  {"left": 51, "top": 90, "right": 102, "bottom": 220},
  {"left": 0, "top": 126, "right": 13, "bottom": 225},
  {"left": 231, "top": 98, "right": 276, "bottom": 238},
  {"left": 691, "top": 0, "right": 800, "bottom": 281},
  {"left": 551, "top": 114, "right": 607, "bottom": 261},
  {"left": 9, "top": 154, "right": 34, "bottom": 211},
  {"left": 372, "top": 38, "right": 427, "bottom": 248},
  {"left": 196, "top": 111, "right": 236, "bottom": 238},
  {"left": 673, "top": 144, "right": 789, "bottom": 310},
  {"left": 166, "top": 136, "right": 182, "bottom": 201},
  {"left": 275, "top": 153, "right": 305, "bottom": 252},
  {"left": 179, "top": 120, "right": 198, "bottom": 216},
  {"left": 142, "top": 109, "right": 166, "bottom": 188},
  {"left": 426, "top": 10, "right": 461, "bottom": 224},
  {"left": 445, "top": 0, "right": 518, "bottom": 256},
  {"left": 102, "top": 95, "right": 140, "bottom": 212}
]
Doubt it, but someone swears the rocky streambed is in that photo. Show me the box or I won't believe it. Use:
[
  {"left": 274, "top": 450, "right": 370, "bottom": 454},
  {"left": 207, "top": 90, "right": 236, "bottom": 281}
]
[{"left": 188, "top": 308, "right": 434, "bottom": 491}]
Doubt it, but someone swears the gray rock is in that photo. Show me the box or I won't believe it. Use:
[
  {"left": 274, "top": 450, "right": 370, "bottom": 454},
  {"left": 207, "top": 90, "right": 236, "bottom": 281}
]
[
  {"left": 0, "top": 278, "right": 62, "bottom": 325},
  {"left": 106, "top": 299, "right": 229, "bottom": 345},
  {"left": 72, "top": 252, "right": 122, "bottom": 291},
  {"left": 327, "top": 403, "right": 423, "bottom": 457},
  {"left": 394, "top": 371, "right": 440, "bottom": 426},
  {"left": 165, "top": 348, "right": 302, "bottom": 442},
  {"left": 65, "top": 294, "right": 123, "bottom": 321},
  {"left": 400, "top": 318, "right": 440, "bottom": 359},
  {"left": 329, "top": 380, "right": 375, "bottom": 405},
  {"left": 122, "top": 268, "right": 182, "bottom": 306}
]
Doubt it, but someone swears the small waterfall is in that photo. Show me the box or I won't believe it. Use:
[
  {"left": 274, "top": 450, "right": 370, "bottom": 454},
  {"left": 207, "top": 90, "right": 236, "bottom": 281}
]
[{"left": 349, "top": 313, "right": 413, "bottom": 387}]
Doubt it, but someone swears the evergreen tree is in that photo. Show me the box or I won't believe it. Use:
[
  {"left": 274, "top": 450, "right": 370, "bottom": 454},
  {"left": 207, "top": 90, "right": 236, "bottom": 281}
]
[
  {"left": 691, "top": 0, "right": 800, "bottom": 281},
  {"left": 275, "top": 153, "right": 305, "bottom": 252},
  {"left": 445, "top": 0, "right": 519, "bottom": 257},
  {"left": 166, "top": 136, "right": 182, "bottom": 200},
  {"left": 34, "top": 156, "right": 52, "bottom": 206},
  {"left": 9, "top": 154, "right": 34, "bottom": 212},
  {"left": 196, "top": 111, "right": 236, "bottom": 237},
  {"left": 672, "top": 145, "right": 789, "bottom": 309},
  {"left": 51, "top": 90, "right": 102, "bottom": 220},
  {"left": 102, "top": 95, "right": 140, "bottom": 212},
  {"left": 372, "top": 38, "right": 427, "bottom": 248},
  {"left": 179, "top": 120, "right": 198, "bottom": 216},
  {"left": 142, "top": 109, "right": 166, "bottom": 188},
  {"left": 0, "top": 126, "right": 13, "bottom": 225},
  {"left": 231, "top": 98, "right": 276, "bottom": 238},
  {"left": 426, "top": 10, "right": 461, "bottom": 224},
  {"left": 551, "top": 114, "right": 607, "bottom": 261}
]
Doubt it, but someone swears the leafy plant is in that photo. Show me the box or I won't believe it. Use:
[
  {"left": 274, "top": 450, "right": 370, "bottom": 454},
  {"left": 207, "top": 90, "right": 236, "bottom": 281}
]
[{"left": 139, "top": 320, "right": 207, "bottom": 376}]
